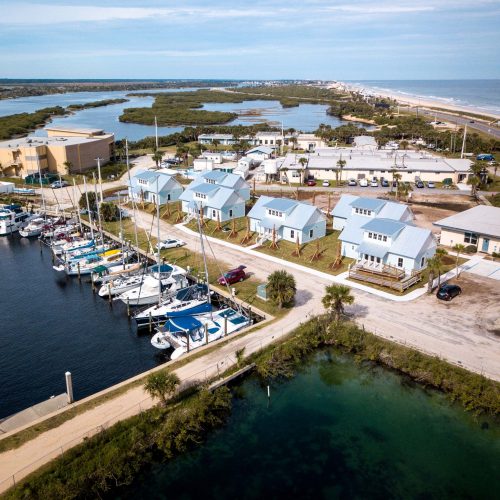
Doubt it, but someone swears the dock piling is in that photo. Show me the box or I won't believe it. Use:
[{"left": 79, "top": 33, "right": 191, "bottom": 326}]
[
  {"left": 108, "top": 284, "right": 112, "bottom": 305},
  {"left": 65, "top": 372, "right": 74, "bottom": 404},
  {"left": 127, "top": 298, "right": 130, "bottom": 317},
  {"left": 149, "top": 312, "right": 152, "bottom": 333},
  {"left": 77, "top": 262, "right": 81, "bottom": 282},
  {"left": 205, "top": 323, "right": 208, "bottom": 345}
]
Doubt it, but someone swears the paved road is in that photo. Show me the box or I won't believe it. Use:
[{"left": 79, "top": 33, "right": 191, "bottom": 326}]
[{"left": 416, "top": 108, "right": 500, "bottom": 139}]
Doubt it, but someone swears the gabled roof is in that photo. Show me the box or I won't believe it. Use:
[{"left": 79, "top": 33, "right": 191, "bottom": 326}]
[
  {"left": 357, "top": 241, "right": 389, "bottom": 259},
  {"left": 351, "top": 198, "right": 386, "bottom": 212},
  {"left": 131, "top": 170, "right": 181, "bottom": 193},
  {"left": 248, "top": 196, "right": 325, "bottom": 230},
  {"left": 192, "top": 183, "right": 219, "bottom": 195},
  {"left": 362, "top": 218, "right": 406, "bottom": 237},
  {"left": 434, "top": 205, "right": 500, "bottom": 239},
  {"left": 338, "top": 215, "right": 367, "bottom": 244},
  {"left": 180, "top": 184, "right": 244, "bottom": 210},
  {"left": 246, "top": 146, "right": 273, "bottom": 155},
  {"left": 263, "top": 197, "right": 297, "bottom": 213},
  {"left": 189, "top": 170, "right": 249, "bottom": 192},
  {"left": 331, "top": 194, "right": 358, "bottom": 219},
  {"left": 389, "top": 226, "right": 435, "bottom": 258}
]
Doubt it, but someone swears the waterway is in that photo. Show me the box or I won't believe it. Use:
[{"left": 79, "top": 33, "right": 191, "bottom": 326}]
[
  {"left": 121, "top": 350, "right": 500, "bottom": 499},
  {"left": 0, "top": 235, "right": 164, "bottom": 419},
  {"left": 0, "top": 89, "right": 356, "bottom": 141}
]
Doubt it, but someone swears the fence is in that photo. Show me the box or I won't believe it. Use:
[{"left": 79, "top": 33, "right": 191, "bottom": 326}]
[{"left": 0, "top": 329, "right": 286, "bottom": 494}]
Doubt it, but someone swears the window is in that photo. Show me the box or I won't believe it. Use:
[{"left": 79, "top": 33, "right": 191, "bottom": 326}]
[
  {"left": 421, "top": 256, "right": 425, "bottom": 267},
  {"left": 138, "top": 178, "right": 148, "bottom": 186},
  {"left": 376, "top": 257, "right": 381, "bottom": 263},
  {"left": 291, "top": 229, "right": 295, "bottom": 239},
  {"left": 378, "top": 234, "right": 382, "bottom": 241},
  {"left": 212, "top": 210, "right": 216, "bottom": 218},
  {"left": 309, "top": 229, "right": 313, "bottom": 238},
  {"left": 206, "top": 179, "right": 216, "bottom": 184},
  {"left": 464, "top": 232, "right": 478, "bottom": 244},
  {"left": 229, "top": 209, "right": 233, "bottom": 217},
  {"left": 367, "top": 210, "right": 371, "bottom": 216},
  {"left": 370, "top": 255, "right": 374, "bottom": 262},
  {"left": 398, "top": 257, "right": 403, "bottom": 268},
  {"left": 368, "top": 232, "right": 372, "bottom": 239},
  {"left": 196, "top": 193, "right": 207, "bottom": 199},
  {"left": 383, "top": 236, "right": 387, "bottom": 242},
  {"left": 167, "top": 194, "right": 171, "bottom": 201}
]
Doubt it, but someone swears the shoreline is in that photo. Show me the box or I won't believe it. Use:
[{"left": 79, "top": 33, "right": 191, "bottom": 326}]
[{"left": 335, "top": 81, "right": 500, "bottom": 121}]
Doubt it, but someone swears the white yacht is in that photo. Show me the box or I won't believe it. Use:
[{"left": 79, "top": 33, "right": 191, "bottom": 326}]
[
  {"left": 0, "top": 205, "right": 34, "bottom": 235},
  {"left": 19, "top": 217, "right": 46, "bottom": 238}
]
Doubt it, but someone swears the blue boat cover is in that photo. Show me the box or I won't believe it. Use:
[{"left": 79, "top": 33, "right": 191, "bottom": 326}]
[
  {"left": 162, "top": 316, "right": 202, "bottom": 333},
  {"left": 168, "top": 302, "right": 212, "bottom": 318},
  {"left": 150, "top": 264, "right": 173, "bottom": 273}
]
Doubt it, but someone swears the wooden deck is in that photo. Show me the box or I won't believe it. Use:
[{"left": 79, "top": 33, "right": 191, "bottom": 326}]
[{"left": 349, "top": 263, "right": 422, "bottom": 292}]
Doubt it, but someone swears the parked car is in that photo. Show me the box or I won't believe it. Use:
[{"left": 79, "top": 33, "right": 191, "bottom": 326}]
[
  {"left": 416, "top": 180, "right": 425, "bottom": 188},
  {"left": 427, "top": 181, "right": 435, "bottom": 188},
  {"left": 348, "top": 179, "right": 357, "bottom": 186},
  {"left": 217, "top": 265, "right": 247, "bottom": 285},
  {"left": 322, "top": 180, "right": 330, "bottom": 187},
  {"left": 306, "top": 179, "right": 316, "bottom": 186},
  {"left": 51, "top": 180, "right": 69, "bottom": 189},
  {"left": 436, "top": 284, "right": 462, "bottom": 301},
  {"left": 156, "top": 238, "right": 185, "bottom": 250},
  {"left": 370, "top": 179, "right": 379, "bottom": 187},
  {"left": 359, "top": 178, "right": 368, "bottom": 187},
  {"left": 381, "top": 178, "right": 389, "bottom": 187}
]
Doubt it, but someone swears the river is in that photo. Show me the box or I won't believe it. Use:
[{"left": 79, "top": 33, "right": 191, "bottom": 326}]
[
  {"left": 0, "top": 235, "right": 165, "bottom": 419},
  {"left": 0, "top": 89, "right": 354, "bottom": 141}
]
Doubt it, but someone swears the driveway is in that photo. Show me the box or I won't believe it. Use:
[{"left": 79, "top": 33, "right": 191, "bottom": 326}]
[{"left": 465, "top": 259, "right": 500, "bottom": 280}]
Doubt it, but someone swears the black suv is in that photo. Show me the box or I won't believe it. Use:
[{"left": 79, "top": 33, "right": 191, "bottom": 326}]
[{"left": 436, "top": 284, "right": 462, "bottom": 301}]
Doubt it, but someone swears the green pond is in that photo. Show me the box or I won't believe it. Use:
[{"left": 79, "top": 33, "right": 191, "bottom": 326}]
[{"left": 120, "top": 350, "right": 500, "bottom": 499}]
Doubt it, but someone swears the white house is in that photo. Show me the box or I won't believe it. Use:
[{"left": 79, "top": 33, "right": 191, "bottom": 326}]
[
  {"left": 198, "top": 133, "right": 236, "bottom": 145},
  {"left": 248, "top": 196, "right": 326, "bottom": 244},
  {"left": 331, "top": 195, "right": 414, "bottom": 231},
  {"left": 193, "top": 158, "right": 215, "bottom": 172},
  {"left": 180, "top": 170, "right": 250, "bottom": 222},
  {"left": 201, "top": 152, "right": 222, "bottom": 164},
  {"left": 245, "top": 146, "right": 274, "bottom": 163},
  {"left": 295, "top": 134, "right": 327, "bottom": 152},
  {"left": 332, "top": 195, "right": 435, "bottom": 273},
  {"left": 128, "top": 170, "right": 184, "bottom": 205},
  {"left": 352, "top": 135, "right": 378, "bottom": 150}
]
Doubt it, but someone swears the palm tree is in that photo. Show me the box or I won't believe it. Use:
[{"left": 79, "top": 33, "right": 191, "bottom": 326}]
[
  {"left": 452, "top": 243, "right": 465, "bottom": 279},
  {"left": 336, "top": 159, "right": 346, "bottom": 186},
  {"left": 152, "top": 150, "right": 164, "bottom": 168},
  {"left": 467, "top": 175, "right": 480, "bottom": 198},
  {"left": 144, "top": 371, "right": 180, "bottom": 406},
  {"left": 434, "top": 248, "right": 448, "bottom": 288},
  {"left": 322, "top": 284, "right": 354, "bottom": 323},
  {"left": 298, "top": 157, "right": 308, "bottom": 184},
  {"left": 392, "top": 171, "right": 402, "bottom": 199},
  {"left": 426, "top": 255, "right": 440, "bottom": 293},
  {"left": 266, "top": 270, "right": 296, "bottom": 308},
  {"left": 63, "top": 160, "right": 73, "bottom": 175}
]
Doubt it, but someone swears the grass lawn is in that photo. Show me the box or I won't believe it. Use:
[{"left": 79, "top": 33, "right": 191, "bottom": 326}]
[
  {"left": 101, "top": 217, "right": 281, "bottom": 317},
  {"left": 185, "top": 216, "right": 256, "bottom": 246},
  {"left": 257, "top": 229, "right": 353, "bottom": 276},
  {"left": 487, "top": 193, "right": 500, "bottom": 207},
  {"left": 347, "top": 254, "right": 468, "bottom": 296}
]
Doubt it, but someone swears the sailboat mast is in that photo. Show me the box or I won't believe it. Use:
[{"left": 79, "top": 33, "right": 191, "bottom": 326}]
[
  {"left": 92, "top": 173, "right": 104, "bottom": 243},
  {"left": 73, "top": 178, "right": 82, "bottom": 233},
  {"left": 125, "top": 139, "right": 140, "bottom": 252},
  {"left": 83, "top": 176, "right": 95, "bottom": 240},
  {"left": 35, "top": 147, "right": 46, "bottom": 215},
  {"left": 196, "top": 203, "right": 211, "bottom": 306},
  {"left": 156, "top": 175, "right": 162, "bottom": 305},
  {"left": 154, "top": 116, "right": 159, "bottom": 151}
]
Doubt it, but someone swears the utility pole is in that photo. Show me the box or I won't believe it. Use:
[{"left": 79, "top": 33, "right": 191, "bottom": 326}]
[
  {"left": 155, "top": 115, "right": 159, "bottom": 151},
  {"left": 460, "top": 124, "right": 467, "bottom": 159}
]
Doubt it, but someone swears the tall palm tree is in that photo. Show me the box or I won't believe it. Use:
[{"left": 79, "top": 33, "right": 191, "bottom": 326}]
[
  {"left": 144, "top": 371, "right": 180, "bottom": 406},
  {"left": 152, "top": 150, "right": 163, "bottom": 168},
  {"left": 336, "top": 159, "right": 346, "bottom": 186},
  {"left": 392, "top": 171, "right": 402, "bottom": 199},
  {"left": 452, "top": 243, "right": 465, "bottom": 279},
  {"left": 467, "top": 175, "right": 479, "bottom": 198},
  {"left": 434, "top": 248, "right": 448, "bottom": 288},
  {"left": 426, "top": 255, "right": 440, "bottom": 293},
  {"left": 267, "top": 270, "right": 296, "bottom": 309},
  {"left": 322, "top": 284, "right": 355, "bottom": 322},
  {"left": 63, "top": 160, "right": 73, "bottom": 175}
]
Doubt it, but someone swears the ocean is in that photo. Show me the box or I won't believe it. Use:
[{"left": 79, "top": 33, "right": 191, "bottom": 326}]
[{"left": 347, "top": 80, "right": 500, "bottom": 115}]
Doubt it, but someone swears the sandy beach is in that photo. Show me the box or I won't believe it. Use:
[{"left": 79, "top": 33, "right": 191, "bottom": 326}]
[{"left": 333, "top": 82, "right": 500, "bottom": 121}]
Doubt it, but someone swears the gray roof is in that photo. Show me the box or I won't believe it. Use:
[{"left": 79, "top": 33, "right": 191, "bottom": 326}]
[
  {"left": 246, "top": 146, "right": 273, "bottom": 155},
  {"left": 248, "top": 196, "right": 325, "bottom": 230},
  {"left": 351, "top": 198, "right": 386, "bottom": 212},
  {"left": 130, "top": 170, "right": 181, "bottom": 194},
  {"left": 338, "top": 215, "right": 367, "bottom": 243},
  {"left": 331, "top": 194, "right": 358, "bottom": 219},
  {"left": 390, "top": 225, "right": 435, "bottom": 258},
  {"left": 180, "top": 185, "right": 244, "bottom": 210},
  {"left": 357, "top": 241, "right": 389, "bottom": 259},
  {"left": 332, "top": 195, "right": 412, "bottom": 222},
  {"left": 433, "top": 205, "right": 500, "bottom": 238}
]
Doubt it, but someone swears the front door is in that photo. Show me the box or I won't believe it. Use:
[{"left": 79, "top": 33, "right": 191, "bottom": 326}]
[{"left": 482, "top": 238, "right": 490, "bottom": 252}]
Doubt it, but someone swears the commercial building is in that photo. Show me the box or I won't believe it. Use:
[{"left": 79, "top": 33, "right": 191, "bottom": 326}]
[
  {"left": 0, "top": 127, "right": 114, "bottom": 177},
  {"left": 279, "top": 148, "right": 472, "bottom": 184},
  {"left": 434, "top": 205, "right": 500, "bottom": 255}
]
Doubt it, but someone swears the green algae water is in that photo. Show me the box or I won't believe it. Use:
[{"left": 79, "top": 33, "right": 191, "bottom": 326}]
[{"left": 121, "top": 350, "right": 500, "bottom": 499}]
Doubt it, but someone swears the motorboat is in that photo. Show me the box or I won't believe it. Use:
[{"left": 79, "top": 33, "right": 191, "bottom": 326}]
[
  {"left": 0, "top": 205, "right": 36, "bottom": 236},
  {"left": 19, "top": 217, "right": 46, "bottom": 238},
  {"left": 151, "top": 308, "right": 251, "bottom": 357},
  {"left": 52, "top": 237, "right": 95, "bottom": 256},
  {"left": 92, "top": 261, "right": 143, "bottom": 284},
  {"left": 98, "top": 273, "right": 146, "bottom": 298},
  {"left": 134, "top": 284, "right": 211, "bottom": 327}
]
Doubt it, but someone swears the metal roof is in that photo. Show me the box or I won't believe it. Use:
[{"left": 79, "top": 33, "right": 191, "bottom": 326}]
[
  {"left": 350, "top": 198, "right": 386, "bottom": 212},
  {"left": 357, "top": 241, "right": 389, "bottom": 259},
  {"left": 263, "top": 197, "right": 297, "bottom": 213},
  {"left": 362, "top": 218, "right": 406, "bottom": 236},
  {"left": 246, "top": 146, "right": 273, "bottom": 155},
  {"left": 434, "top": 205, "right": 500, "bottom": 238}
]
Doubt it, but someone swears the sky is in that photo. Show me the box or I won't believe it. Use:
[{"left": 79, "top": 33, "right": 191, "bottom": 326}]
[{"left": 0, "top": 0, "right": 499, "bottom": 80}]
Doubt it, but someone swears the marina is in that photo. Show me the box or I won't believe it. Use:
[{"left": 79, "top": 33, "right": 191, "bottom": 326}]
[{"left": 0, "top": 210, "right": 259, "bottom": 421}]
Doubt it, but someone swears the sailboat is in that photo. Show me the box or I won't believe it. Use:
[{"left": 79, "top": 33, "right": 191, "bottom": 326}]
[
  {"left": 150, "top": 204, "right": 251, "bottom": 357},
  {"left": 133, "top": 283, "right": 211, "bottom": 327}
]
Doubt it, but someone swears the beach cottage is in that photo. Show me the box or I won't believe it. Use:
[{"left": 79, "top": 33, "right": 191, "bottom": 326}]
[
  {"left": 128, "top": 170, "right": 183, "bottom": 205},
  {"left": 180, "top": 170, "right": 250, "bottom": 222},
  {"left": 248, "top": 196, "right": 326, "bottom": 243}
]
